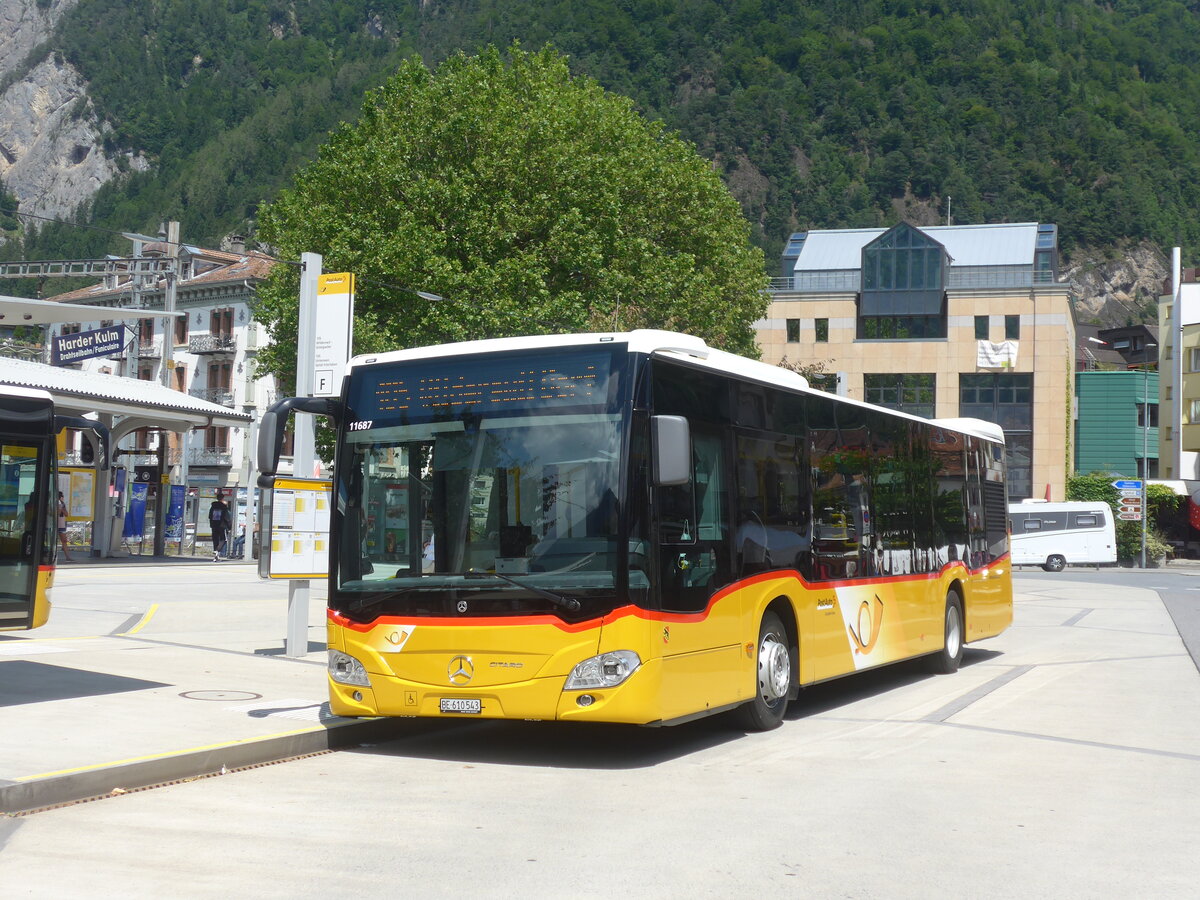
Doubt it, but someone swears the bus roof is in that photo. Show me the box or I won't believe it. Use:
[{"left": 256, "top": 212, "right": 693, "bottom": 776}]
[
  {"left": 0, "top": 385, "right": 53, "bottom": 403},
  {"left": 346, "top": 331, "right": 1005, "bottom": 445}
]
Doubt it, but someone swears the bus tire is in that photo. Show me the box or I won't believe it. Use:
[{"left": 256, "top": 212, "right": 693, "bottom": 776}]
[
  {"left": 1043, "top": 555, "right": 1066, "bottom": 573},
  {"left": 736, "top": 611, "right": 791, "bottom": 731},
  {"left": 926, "top": 591, "right": 964, "bottom": 674}
]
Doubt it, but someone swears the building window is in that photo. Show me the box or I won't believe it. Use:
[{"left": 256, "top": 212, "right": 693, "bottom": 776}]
[
  {"left": 208, "top": 360, "right": 232, "bottom": 392},
  {"left": 1189, "top": 400, "right": 1200, "bottom": 424},
  {"left": 858, "top": 315, "right": 946, "bottom": 339},
  {"left": 858, "top": 223, "right": 948, "bottom": 341},
  {"left": 815, "top": 318, "right": 828, "bottom": 342},
  {"left": 975, "top": 316, "right": 989, "bottom": 339},
  {"left": 205, "top": 426, "right": 230, "bottom": 452},
  {"left": 175, "top": 314, "right": 189, "bottom": 346},
  {"left": 61, "top": 322, "right": 81, "bottom": 335},
  {"left": 1189, "top": 348, "right": 1200, "bottom": 372},
  {"left": 960, "top": 373, "right": 1033, "bottom": 498},
  {"left": 210, "top": 308, "right": 234, "bottom": 339},
  {"left": 1137, "top": 459, "right": 1160, "bottom": 479},
  {"left": 138, "top": 364, "right": 154, "bottom": 381},
  {"left": 1005, "top": 315, "right": 1020, "bottom": 340},
  {"left": 785, "top": 319, "right": 800, "bottom": 343},
  {"left": 1140, "top": 405, "right": 1161, "bottom": 428},
  {"left": 1166, "top": 426, "right": 1173, "bottom": 442},
  {"left": 173, "top": 365, "right": 187, "bottom": 393},
  {"left": 864, "top": 374, "right": 935, "bottom": 418}
]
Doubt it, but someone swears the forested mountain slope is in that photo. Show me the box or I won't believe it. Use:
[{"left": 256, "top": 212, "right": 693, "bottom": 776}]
[{"left": 3, "top": 0, "right": 1200, "bottom": 290}]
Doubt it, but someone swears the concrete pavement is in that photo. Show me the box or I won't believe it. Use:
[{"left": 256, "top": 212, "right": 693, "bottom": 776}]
[
  {"left": 2, "top": 558, "right": 1199, "bottom": 816},
  {"left": 0, "top": 560, "right": 404, "bottom": 814}
]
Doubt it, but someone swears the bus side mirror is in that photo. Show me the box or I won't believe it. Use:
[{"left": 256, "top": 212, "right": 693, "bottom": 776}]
[
  {"left": 652, "top": 415, "right": 691, "bottom": 487},
  {"left": 256, "top": 396, "right": 343, "bottom": 487}
]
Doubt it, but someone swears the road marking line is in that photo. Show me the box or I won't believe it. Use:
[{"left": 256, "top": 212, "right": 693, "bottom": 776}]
[
  {"left": 119, "top": 604, "right": 159, "bottom": 635},
  {"left": 15, "top": 725, "right": 328, "bottom": 781}
]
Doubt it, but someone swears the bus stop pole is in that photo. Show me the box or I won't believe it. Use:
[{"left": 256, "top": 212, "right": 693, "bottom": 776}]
[{"left": 285, "top": 252, "right": 321, "bottom": 657}]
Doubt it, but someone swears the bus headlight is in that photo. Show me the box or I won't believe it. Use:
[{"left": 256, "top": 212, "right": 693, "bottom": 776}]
[
  {"left": 328, "top": 650, "right": 370, "bottom": 687},
  {"left": 564, "top": 650, "right": 641, "bottom": 690}
]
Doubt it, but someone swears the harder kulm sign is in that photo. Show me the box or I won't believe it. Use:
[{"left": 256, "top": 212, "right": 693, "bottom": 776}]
[{"left": 52, "top": 325, "right": 128, "bottom": 366}]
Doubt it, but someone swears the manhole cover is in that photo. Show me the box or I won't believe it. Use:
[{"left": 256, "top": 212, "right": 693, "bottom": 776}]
[{"left": 179, "top": 690, "right": 263, "bottom": 702}]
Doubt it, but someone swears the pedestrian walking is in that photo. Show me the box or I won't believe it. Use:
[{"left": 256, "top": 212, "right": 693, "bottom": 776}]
[
  {"left": 57, "top": 491, "right": 71, "bottom": 561},
  {"left": 208, "top": 491, "right": 231, "bottom": 561}
]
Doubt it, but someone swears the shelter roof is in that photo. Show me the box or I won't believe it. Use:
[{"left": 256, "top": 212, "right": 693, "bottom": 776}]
[{"left": 0, "top": 356, "right": 250, "bottom": 427}]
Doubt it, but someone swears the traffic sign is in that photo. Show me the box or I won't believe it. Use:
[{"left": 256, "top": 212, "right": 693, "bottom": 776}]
[
  {"left": 1112, "top": 479, "right": 1143, "bottom": 490},
  {"left": 1118, "top": 489, "right": 1142, "bottom": 498},
  {"left": 1117, "top": 511, "right": 1143, "bottom": 521},
  {"left": 1119, "top": 499, "right": 1143, "bottom": 511}
]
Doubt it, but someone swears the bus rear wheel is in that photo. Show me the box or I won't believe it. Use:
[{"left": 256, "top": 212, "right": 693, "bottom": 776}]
[
  {"left": 736, "top": 611, "right": 790, "bottom": 731},
  {"left": 1043, "top": 555, "right": 1066, "bottom": 573},
  {"left": 926, "top": 591, "right": 964, "bottom": 674}
]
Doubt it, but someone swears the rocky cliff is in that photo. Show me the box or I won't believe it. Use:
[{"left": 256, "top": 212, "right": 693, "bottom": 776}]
[
  {"left": 1064, "top": 243, "right": 1168, "bottom": 329},
  {"left": 0, "top": 0, "right": 142, "bottom": 225}
]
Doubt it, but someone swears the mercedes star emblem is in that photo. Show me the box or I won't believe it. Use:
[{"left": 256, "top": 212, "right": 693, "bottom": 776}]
[
  {"left": 456, "top": 600, "right": 469, "bottom": 613},
  {"left": 448, "top": 655, "right": 474, "bottom": 685}
]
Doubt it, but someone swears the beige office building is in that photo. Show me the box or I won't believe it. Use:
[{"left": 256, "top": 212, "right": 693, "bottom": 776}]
[{"left": 756, "top": 221, "right": 1072, "bottom": 500}]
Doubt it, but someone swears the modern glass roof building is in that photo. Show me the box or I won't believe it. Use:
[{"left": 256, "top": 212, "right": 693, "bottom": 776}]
[{"left": 759, "top": 221, "right": 1071, "bottom": 501}]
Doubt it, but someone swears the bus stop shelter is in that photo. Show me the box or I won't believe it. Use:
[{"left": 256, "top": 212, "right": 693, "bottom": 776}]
[{"left": 0, "top": 355, "right": 251, "bottom": 557}]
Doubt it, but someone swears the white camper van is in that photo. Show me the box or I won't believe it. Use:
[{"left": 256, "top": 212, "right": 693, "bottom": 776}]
[{"left": 1008, "top": 500, "right": 1117, "bottom": 571}]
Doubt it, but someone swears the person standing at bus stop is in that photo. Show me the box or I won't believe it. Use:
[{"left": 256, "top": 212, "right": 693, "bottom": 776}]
[
  {"left": 209, "top": 491, "right": 231, "bottom": 562},
  {"left": 57, "top": 492, "right": 71, "bottom": 561}
]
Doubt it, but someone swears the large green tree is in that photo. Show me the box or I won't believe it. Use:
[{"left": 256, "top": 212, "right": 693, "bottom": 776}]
[{"left": 253, "top": 44, "right": 768, "bottom": 389}]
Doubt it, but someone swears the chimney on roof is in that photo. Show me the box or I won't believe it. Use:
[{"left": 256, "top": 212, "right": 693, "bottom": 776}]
[{"left": 229, "top": 234, "right": 246, "bottom": 254}]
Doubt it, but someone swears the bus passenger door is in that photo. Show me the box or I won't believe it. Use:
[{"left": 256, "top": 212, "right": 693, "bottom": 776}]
[
  {"left": 654, "top": 429, "right": 741, "bottom": 718},
  {"left": 0, "top": 442, "right": 47, "bottom": 630}
]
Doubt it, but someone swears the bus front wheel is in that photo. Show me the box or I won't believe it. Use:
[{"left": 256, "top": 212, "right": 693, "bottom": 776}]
[
  {"left": 926, "top": 591, "right": 964, "bottom": 674},
  {"left": 736, "top": 611, "right": 791, "bottom": 731},
  {"left": 1043, "top": 555, "right": 1066, "bottom": 573}
]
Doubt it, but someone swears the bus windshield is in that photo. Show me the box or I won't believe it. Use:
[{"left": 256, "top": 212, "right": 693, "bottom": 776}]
[{"left": 332, "top": 347, "right": 634, "bottom": 619}]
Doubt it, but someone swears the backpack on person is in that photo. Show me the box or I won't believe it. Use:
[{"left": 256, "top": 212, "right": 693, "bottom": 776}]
[{"left": 210, "top": 503, "right": 226, "bottom": 526}]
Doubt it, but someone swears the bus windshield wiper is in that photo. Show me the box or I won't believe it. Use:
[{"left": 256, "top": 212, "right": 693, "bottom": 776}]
[{"left": 464, "top": 570, "right": 581, "bottom": 612}]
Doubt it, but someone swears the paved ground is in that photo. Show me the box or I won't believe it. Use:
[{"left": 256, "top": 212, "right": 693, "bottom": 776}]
[
  {"left": 0, "top": 559, "right": 398, "bottom": 814},
  {"left": 1, "top": 560, "right": 1198, "bottom": 818},
  {"left": 1, "top": 563, "right": 1198, "bottom": 897}
]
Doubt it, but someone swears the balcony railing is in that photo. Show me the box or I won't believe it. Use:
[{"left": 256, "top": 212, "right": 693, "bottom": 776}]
[
  {"left": 188, "top": 447, "right": 233, "bottom": 467},
  {"left": 189, "top": 387, "right": 235, "bottom": 407},
  {"left": 136, "top": 339, "right": 161, "bottom": 359},
  {"left": 189, "top": 334, "right": 237, "bottom": 354},
  {"left": 0, "top": 339, "right": 44, "bottom": 362}
]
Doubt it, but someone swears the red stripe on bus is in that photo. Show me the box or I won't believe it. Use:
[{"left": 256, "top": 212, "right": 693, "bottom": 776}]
[{"left": 328, "top": 554, "right": 1007, "bottom": 633}]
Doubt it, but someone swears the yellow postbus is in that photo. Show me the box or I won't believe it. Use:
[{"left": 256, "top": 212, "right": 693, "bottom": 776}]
[
  {"left": 0, "top": 386, "right": 108, "bottom": 631},
  {"left": 260, "top": 331, "right": 1012, "bottom": 730}
]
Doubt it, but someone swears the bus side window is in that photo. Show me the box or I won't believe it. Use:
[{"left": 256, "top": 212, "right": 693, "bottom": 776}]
[{"left": 658, "top": 432, "right": 729, "bottom": 612}]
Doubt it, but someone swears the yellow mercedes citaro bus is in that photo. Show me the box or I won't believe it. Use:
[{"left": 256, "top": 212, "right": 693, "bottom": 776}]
[
  {"left": 1, "top": 387, "right": 107, "bottom": 631},
  {"left": 259, "top": 331, "right": 1012, "bottom": 730}
]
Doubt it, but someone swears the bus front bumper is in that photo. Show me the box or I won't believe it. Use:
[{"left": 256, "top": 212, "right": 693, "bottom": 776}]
[{"left": 327, "top": 658, "right": 664, "bottom": 725}]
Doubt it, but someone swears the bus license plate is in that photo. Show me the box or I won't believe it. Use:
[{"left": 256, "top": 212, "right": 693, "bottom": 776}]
[{"left": 439, "top": 698, "right": 481, "bottom": 714}]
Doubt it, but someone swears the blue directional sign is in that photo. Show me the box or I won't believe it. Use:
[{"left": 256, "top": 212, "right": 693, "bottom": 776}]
[{"left": 1112, "top": 479, "right": 1143, "bottom": 490}]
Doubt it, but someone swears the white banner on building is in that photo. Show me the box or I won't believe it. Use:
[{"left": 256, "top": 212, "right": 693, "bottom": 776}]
[{"left": 977, "top": 340, "right": 1018, "bottom": 368}]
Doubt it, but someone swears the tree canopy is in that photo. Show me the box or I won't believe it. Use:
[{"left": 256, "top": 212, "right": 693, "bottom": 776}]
[{"left": 253, "top": 44, "right": 768, "bottom": 388}]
